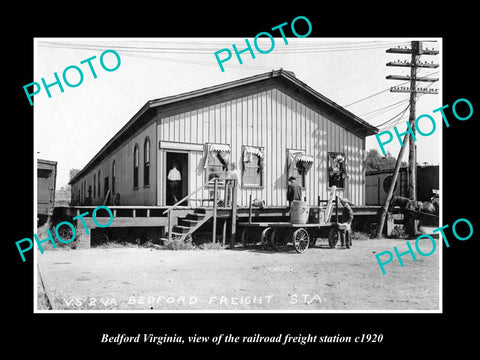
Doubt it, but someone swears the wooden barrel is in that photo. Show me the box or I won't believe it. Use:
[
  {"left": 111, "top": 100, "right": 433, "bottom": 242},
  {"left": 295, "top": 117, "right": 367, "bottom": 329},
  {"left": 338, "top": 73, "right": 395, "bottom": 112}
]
[{"left": 290, "top": 201, "right": 309, "bottom": 224}]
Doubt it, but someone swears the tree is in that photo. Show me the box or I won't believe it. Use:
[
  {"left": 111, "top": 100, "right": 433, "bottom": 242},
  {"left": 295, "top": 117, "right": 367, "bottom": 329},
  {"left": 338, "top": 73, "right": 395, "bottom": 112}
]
[
  {"left": 365, "top": 149, "right": 407, "bottom": 171},
  {"left": 69, "top": 168, "right": 80, "bottom": 181}
]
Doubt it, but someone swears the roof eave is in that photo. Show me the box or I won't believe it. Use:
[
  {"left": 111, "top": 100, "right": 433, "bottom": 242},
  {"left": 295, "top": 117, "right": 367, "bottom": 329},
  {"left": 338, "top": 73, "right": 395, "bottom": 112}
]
[{"left": 68, "top": 102, "right": 153, "bottom": 185}]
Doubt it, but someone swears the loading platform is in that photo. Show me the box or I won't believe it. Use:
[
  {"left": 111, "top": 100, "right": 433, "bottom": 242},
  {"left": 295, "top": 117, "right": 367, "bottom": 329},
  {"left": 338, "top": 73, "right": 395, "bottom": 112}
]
[{"left": 58, "top": 179, "right": 381, "bottom": 248}]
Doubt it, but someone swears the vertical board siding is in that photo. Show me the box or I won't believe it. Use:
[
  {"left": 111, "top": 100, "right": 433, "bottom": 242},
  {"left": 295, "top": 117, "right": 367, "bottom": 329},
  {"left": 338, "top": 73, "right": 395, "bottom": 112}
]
[
  {"left": 74, "top": 121, "right": 157, "bottom": 206},
  {"left": 74, "top": 86, "right": 369, "bottom": 207}
]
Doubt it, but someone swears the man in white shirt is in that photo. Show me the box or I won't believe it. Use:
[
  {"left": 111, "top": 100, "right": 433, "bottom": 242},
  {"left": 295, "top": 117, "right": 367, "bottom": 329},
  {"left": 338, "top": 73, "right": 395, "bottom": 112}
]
[{"left": 167, "top": 162, "right": 182, "bottom": 204}]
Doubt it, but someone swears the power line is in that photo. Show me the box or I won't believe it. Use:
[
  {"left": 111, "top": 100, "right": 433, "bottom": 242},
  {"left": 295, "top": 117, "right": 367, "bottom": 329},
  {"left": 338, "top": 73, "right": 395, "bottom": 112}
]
[
  {"left": 37, "top": 40, "right": 412, "bottom": 55},
  {"left": 376, "top": 103, "right": 411, "bottom": 129},
  {"left": 360, "top": 98, "right": 410, "bottom": 118}
]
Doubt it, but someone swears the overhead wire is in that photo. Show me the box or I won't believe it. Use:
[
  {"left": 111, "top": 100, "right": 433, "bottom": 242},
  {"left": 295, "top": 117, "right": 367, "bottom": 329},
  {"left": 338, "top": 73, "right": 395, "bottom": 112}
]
[
  {"left": 37, "top": 39, "right": 438, "bottom": 129},
  {"left": 37, "top": 40, "right": 412, "bottom": 55}
]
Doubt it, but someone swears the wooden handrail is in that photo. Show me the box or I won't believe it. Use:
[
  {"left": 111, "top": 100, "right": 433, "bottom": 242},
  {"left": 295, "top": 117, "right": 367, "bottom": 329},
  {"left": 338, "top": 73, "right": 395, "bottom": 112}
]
[
  {"left": 164, "top": 177, "right": 237, "bottom": 243},
  {"left": 162, "top": 178, "right": 217, "bottom": 215}
]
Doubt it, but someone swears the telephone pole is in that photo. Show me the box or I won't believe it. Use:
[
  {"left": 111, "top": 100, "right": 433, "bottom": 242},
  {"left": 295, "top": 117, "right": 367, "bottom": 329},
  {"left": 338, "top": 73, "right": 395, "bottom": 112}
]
[
  {"left": 376, "top": 41, "right": 438, "bottom": 238},
  {"left": 386, "top": 41, "right": 438, "bottom": 201}
]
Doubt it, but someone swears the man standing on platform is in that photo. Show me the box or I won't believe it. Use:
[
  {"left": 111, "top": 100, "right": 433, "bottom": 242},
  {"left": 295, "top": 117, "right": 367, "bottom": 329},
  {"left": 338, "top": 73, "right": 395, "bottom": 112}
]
[{"left": 287, "top": 176, "right": 302, "bottom": 208}]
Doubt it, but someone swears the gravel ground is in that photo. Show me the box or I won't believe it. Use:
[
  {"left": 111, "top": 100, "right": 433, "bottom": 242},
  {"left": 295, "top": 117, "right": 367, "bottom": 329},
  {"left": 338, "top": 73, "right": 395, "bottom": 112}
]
[{"left": 36, "top": 237, "right": 440, "bottom": 312}]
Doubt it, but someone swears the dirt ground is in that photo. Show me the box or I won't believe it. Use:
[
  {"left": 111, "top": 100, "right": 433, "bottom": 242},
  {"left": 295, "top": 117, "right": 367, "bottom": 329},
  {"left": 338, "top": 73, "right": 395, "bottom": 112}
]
[{"left": 37, "top": 237, "right": 440, "bottom": 311}]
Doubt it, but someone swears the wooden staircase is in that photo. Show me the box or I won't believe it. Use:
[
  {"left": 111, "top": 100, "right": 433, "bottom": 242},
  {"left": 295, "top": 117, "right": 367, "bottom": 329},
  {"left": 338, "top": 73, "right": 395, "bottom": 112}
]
[
  {"left": 169, "top": 207, "right": 213, "bottom": 241},
  {"left": 163, "top": 177, "right": 238, "bottom": 246}
]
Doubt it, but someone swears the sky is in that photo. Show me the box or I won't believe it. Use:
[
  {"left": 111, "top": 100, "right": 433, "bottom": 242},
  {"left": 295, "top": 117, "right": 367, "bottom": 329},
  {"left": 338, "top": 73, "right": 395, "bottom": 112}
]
[{"left": 34, "top": 37, "right": 441, "bottom": 189}]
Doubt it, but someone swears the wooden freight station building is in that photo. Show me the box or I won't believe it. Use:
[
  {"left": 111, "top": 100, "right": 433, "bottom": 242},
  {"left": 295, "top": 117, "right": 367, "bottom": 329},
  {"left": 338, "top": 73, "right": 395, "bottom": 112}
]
[{"left": 68, "top": 69, "right": 378, "bottom": 247}]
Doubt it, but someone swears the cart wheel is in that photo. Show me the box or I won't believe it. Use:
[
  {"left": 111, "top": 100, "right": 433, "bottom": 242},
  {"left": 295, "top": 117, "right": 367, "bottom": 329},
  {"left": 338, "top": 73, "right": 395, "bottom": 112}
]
[
  {"left": 292, "top": 228, "right": 309, "bottom": 253},
  {"left": 261, "top": 227, "right": 274, "bottom": 250},
  {"left": 328, "top": 228, "right": 339, "bottom": 248},
  {"left": 271, "top": 229, "right": 287, "bottom": 251}
]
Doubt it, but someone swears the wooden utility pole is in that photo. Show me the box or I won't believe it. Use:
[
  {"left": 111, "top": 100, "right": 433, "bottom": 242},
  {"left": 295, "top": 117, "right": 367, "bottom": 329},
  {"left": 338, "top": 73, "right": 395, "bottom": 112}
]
[
  {"left": 408, "top": 41, "right": 419, "bottom": 201},
  {"left": 386, "top": 41, "right": 438, "bottom": 200},
  {"left": 376, "top": 41, "right": 438, "bottom": 237},
  {"left": 375, "top": 132, "right": 410, "bottom": 238}
]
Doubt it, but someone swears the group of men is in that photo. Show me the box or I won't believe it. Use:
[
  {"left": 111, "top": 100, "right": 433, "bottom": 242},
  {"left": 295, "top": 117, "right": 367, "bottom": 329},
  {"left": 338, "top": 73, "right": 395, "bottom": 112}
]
[{"left": 288, "top": 176, "right": 353, "bottom": 249}]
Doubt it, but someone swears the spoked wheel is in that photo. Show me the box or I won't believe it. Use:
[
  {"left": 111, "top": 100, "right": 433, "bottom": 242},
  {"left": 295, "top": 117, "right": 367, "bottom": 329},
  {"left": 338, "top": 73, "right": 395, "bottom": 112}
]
[
  {"left": 292, "top": 228, "right": 309, "bottom": 253},
  {"left": 271, "top": 229, "right": 288, "bottom": 251},
  {"left": 261, "top": 227, "right": 274, "bottom": 250},
  {"left": 241, "top": 228, "right": 255, "bottom": 248},
  {"left": 328, "top": 228, "right": 339, "bottom": 248}
]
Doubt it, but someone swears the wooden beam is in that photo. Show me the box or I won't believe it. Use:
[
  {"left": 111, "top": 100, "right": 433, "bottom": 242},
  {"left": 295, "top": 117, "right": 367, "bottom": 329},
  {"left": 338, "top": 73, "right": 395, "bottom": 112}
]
[
  {"left": 386, "top": 75, "right": 438, "bottom": 82},
  {"left": 222, "top": 219, "right": 227, "bottom": 247},
  {"left": 248, "top": 194, "right": 253, "bottom": 224},
  {"left": 212, "top": 179, "right": 218, "bottom": 244},
  {"left": 84, "top": 217, "right": 169, "bottom": 228},
  {"left": 167, "top": 211, "right": 172, "bottom": 242},
  {"left": 386, "top": 61, "right": 438, "bottom": 68},
  {"left": 390, "top": 87, "right": 438, "bottom": 94},
  {"left": 230, "top": 179, "right": 238, "bottom": 248}
]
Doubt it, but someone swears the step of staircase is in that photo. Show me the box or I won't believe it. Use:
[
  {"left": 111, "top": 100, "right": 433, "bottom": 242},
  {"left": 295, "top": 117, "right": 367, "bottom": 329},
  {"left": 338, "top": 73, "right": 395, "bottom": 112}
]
[
  {"left": 172, "top": 225, "right": 191, "bottom": 234},
  {"left": 178, "top": 218, "right": 198, "bottom": 227},
  {"left": 169, "top": 232, "right": 191, "bottom": 241},
  {"left": 186, "top": 212, "right": 206, "bottom": 221},
  {"left": 167, "top": 207, "right": 214, "bottom": 242}
]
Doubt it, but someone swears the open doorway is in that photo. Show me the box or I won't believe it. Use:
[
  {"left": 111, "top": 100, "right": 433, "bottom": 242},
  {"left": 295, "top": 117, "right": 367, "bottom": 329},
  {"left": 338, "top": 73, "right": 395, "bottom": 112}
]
[{"left": 166, "top": 152, "right": 189, "bottom": 205}]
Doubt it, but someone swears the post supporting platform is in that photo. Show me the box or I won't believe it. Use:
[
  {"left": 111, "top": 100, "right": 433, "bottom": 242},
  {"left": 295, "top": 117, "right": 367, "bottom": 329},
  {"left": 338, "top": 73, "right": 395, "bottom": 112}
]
[
  {"left": 229, "top": 179, "right": 238, "bottom": 248},
  {"left": 75, "top": 222, "right": 91, "bottom": 249}
]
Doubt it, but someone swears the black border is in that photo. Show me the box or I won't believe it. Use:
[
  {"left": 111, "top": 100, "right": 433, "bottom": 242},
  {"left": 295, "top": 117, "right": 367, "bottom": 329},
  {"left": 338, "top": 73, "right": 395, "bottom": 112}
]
[{"left": 7, "top": 6, "right": 478, "bottom": 355}]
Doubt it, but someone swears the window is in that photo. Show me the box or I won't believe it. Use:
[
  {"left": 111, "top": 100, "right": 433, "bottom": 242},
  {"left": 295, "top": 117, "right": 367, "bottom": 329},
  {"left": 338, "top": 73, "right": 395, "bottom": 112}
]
[
  {"left": 242, "top": 146, "right": 264, "bottom": 187},
  {"left": 37, "top": 169, "right": 52, "bottom": 178},
  {"left": 112, "top": 161, "right": 116, "bottom": 194},
  {"left": 97, "top": 170, "right": 101, "bottom": 198},
  {"left": 293, "top": 163, "right": 306, "bottom": 188},
  {"left": 206, "top": 155, "right": 226, "bottom": 182},
  {"left": 133, "top": 144, "right": 139, "bottom": 188},
  {"left": 104, "top": 176, "right": 109, "bottom": 198},
  {"left": 328, "top": 152, "right": 347, "bottom": 188},
  {"left": 287, "top": 149, "right": 313, "bottom": 188},
  {"left": 204, "top": 143, "right": 231, "bottom": 183},
  {"left": 144, "top": 137, "right": 150, "bottom": 186}
]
